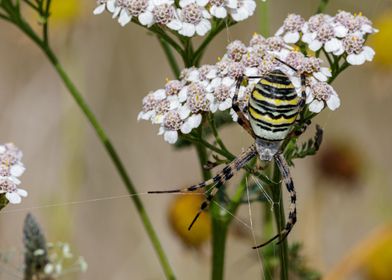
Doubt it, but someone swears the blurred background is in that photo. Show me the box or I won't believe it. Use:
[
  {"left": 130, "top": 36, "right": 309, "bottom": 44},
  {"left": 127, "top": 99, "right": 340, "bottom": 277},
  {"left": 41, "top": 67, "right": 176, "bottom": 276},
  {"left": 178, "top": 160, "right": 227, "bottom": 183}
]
[{"left": 0, "top": 0, "right": 391, "bottom": 279}]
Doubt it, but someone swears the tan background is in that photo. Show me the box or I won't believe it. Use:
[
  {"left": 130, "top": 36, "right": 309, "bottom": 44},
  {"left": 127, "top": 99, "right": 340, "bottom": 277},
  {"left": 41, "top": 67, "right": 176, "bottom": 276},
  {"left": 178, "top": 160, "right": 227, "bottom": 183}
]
[{"left": 0, "top": 0, "right": 391, "bottom": 279}]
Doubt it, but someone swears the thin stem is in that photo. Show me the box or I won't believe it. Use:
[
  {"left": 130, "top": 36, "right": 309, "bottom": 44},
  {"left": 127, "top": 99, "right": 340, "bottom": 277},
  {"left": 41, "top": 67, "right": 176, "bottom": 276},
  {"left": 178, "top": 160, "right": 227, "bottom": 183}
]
[
  {"left": 208, "top": 113, "right": 229, "bottom": 153},
  {"left": 328, "top": 62, "right": 349, "bottom": 84},
  {"left": 316, "top": 0, "right": 329, "bottom": 13},
  {"left": 271, "top": 164, "right": 289, "bottom": 280},
  {"left": 22, "top": 0, "right": 40, "bottom": 12},
  {"left": 193, "top": 20, "right": 234, "bottom": 66},
  {"left": 259, "top": 0, "right": 269, "bottom": 37},
  {"left": 158, "top": 37, "right": 181, "bottom": 78},
  {"left": 43, "top": 0, "right": 51, "bottom": 44},
  {"left": 4, "top": 17, "right": 176, "bottom": 280}
]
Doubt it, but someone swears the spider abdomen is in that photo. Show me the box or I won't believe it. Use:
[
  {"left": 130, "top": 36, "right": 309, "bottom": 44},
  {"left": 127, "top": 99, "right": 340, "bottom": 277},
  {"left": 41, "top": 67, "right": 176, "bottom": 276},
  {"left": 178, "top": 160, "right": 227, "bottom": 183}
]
[{"left": 248, "top": 69, "right": 301, "bottom": 141}]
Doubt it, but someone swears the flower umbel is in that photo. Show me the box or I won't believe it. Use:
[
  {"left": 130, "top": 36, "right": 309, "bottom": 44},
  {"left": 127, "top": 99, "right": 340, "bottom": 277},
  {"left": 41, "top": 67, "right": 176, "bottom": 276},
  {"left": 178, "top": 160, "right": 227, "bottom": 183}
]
[{"left": 0, "top": 143, "right": 27, "bottom": 204}]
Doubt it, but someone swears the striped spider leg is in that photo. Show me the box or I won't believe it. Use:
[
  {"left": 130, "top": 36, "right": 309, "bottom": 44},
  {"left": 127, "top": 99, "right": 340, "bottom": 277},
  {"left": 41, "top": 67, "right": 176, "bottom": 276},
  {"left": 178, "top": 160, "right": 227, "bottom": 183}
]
[{"left": 149, "top": 145, "right": 258, "bottom": 230}]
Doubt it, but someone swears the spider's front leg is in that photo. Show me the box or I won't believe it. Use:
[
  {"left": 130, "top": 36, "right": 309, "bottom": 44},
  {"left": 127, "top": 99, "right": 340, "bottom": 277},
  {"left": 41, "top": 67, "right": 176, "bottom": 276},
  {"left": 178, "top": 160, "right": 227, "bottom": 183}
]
[{"left": 232, "top": 75, "right": 262, "bottom": 139}]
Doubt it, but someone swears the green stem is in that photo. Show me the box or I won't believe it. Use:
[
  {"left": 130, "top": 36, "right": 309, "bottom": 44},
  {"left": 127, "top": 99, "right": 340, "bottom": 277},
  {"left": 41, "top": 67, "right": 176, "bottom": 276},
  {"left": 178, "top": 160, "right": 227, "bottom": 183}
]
[
  {"left": 271, "top": 164, "right": 289, "bottom": 280},
  {"left": 158, "top": 37, "right": 181, "bottom": 79},
  {"left": 259, "top": 0, "right": 269, "bottom": 37},
  {"left": 316, "top": 0, "right": 329, "bottom": 13},
  {"left": 193, "top": 20, "right": 234, "bottom": 66},
  {"left": 5, "top": 17, "right": 176, "bottom": 280},
  {"left": 211, "top": 216, "right": 228, "bottom": 280},
  {"left": 43, "top": 0, "right": 51, "bottom": 44},
  {"left": 208, "top": 113, "right": 229, "bottom": 153}
]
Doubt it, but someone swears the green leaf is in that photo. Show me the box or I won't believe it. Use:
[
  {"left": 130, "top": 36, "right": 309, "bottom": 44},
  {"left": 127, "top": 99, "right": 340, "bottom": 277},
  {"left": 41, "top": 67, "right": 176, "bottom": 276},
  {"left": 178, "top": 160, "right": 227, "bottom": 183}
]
[{"left": 285, "top": 125, "right": 323, "bottom": 165}]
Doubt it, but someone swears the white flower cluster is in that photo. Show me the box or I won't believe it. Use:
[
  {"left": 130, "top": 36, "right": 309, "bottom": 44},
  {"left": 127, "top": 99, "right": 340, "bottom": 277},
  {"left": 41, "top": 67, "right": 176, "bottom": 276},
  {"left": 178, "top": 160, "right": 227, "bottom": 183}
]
[
  {"left": 276, "top": 11, "right": 378, "bottom": 65},
  {"left": 0, "top": 143, "right": 27, "bottom": 204},
  {"left": 93, "top": 0, "right": 256, "bottom": 37},
  {"left": 138, "top": 33, "right": 342, "bottom": 143},
  {"left": 35, "top": 242, "right": 87, "bottom": 277}
]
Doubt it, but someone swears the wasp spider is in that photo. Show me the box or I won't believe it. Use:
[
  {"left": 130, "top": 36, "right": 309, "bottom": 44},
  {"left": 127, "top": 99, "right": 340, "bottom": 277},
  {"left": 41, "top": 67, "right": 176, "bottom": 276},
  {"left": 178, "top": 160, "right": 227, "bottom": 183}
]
[{"left": 149, "top": 59, "right": 320, "bottom": 248}]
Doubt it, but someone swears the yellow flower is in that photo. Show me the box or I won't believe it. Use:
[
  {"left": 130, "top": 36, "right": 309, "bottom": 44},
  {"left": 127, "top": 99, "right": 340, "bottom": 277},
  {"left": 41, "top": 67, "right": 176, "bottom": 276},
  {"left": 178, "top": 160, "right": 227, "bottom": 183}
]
[
  {"left": 49, "top": 0, "right": 81, "bottom": 25},
  {"left": 370, "top": 10, "right": 392, "bottom": 67},
  {"left": 363, "top": 227, "right": 392, "bottom": 280},
  {"left": 168, "top": 194, "right": 211, "bottom": 248}
]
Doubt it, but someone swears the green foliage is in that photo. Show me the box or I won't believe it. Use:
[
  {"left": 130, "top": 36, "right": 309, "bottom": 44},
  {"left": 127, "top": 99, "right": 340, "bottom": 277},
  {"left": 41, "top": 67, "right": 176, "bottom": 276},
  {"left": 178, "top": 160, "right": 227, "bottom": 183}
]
[
  {"left": 0, "top": 194, "right": 8, "bottom": 211},
  {"left": 289, "top": 243, "right": 322, "bottom": 280},
  {"left": 285, "top": 125, "right": 323, "bottom": 166}
]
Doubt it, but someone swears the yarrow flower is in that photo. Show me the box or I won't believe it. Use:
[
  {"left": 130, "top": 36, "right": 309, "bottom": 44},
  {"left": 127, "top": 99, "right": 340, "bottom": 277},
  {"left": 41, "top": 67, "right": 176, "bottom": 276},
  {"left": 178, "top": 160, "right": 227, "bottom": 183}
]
[
  {"left": 298, "top": 11, "right": 377, "bottom": 65},
  {"left": 139, "top": 11, "right": 376, "bottom": 143},
  {"left": 0, "top": 143, "right": 27, "bottom": 204},
  {"left": 93, "top": 0, "right": 256, "bottom": 37}
]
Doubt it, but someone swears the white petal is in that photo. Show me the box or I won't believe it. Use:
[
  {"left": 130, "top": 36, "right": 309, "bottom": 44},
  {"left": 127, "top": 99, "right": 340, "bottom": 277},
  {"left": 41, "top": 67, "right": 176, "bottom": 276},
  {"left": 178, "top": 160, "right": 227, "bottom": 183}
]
[
  {"left": 10, "top": 164, "right": 25, "bottom": 177},
  {"left": 118, "top": 10, "right": 132, "bottom": 26},
  {"left": 347, "top": 53, "right": 365, "bottom": 65},
  {"left": 107, "top": 0, "right": 116, "bottom": 13},
  {"left": 164, "top": 131, "right": 178, "bottom": 144},
  {"left": 112, "top": 6, "right": 121, "bottom": 18},
  {"left": 179, "top": 106, "right": 191, "bottom": 119},
  {"left": 301, "top": 32, "right": 316, "bottom": 44},
  {"left": 275, "top": 26, "right": 284, "bottom": 36},
  {"left": 333, "top": 47, "right": 345, "bottom": 56},
  {"left": 222, "top": 77, "right": 234, "bottom": 87},
  {"left": 180, "top": 23, "right": 196, "bottom": 37},
  {"left": 209, "top": 102, "right": 218, "bottom": 113},
  {"left": 211, "top": 6, "right": 227, "bottom": 18},
  {"left": 313, "top": 72, "right": 328, "bottom": 82},
  {"left": 180, "top": 0, "right": 195, "bottom": 7},
  {"left": 202, "top": 9, "right": 212, "bottom": 19},
  {"left": 326, "top": 94, "right": 340, "bottom": 111},
  {"left": 226, "top": 0, "right": 237, "bottom": 8},
  {"left": 190, "top": 114, "right": 202, "bottom": 128},
  {"left": 6, "top": 192, "right": 21, "bottom": 204},
  {"left": 290, "top": 76, "right": 301, "bottom": 88},
  {"left": 17, "top": 188, "right": 28, "bottom": 197},
  {"left": 324, "top": 38, "right": 340, "bottom": 53},
  {"left": 230, "top": 109, "right": 238, "bottom": 121},
  {"left": 231, "top": 7, "right": 249, "bottom": 21},
  {"left": 321, "top": 67, "right": 332, "bottom": 77},
  {"left": 334, "top": 25, "right": 347, "bottom": 38},
  {"left": 362, "top": 46, "right": 375, "bottom": 61},
  {"left": 309, "top": 40, "right": 323, "bottom": 51},
  {"left": 139, "top": 11, "right": 154, "bottom": 26},
  {"left": 178, "top": 87, "right": 188, "bottom": 102},
  {"left": 244, "top": 67, "right": 258, "bottom": 77},
  {"left": 197, "top": 0, "right": 209, "bottom": 6},
  {"left": 309, "top": 100, "right": 324, "bottom": 113},
  {"left": 93, "top": 4, "right": 106, "bottom": 15},
  {"left": 158, "top": 126, "right": 165, "bottom": 135},
  {"left": 283, "top": 32, "right": 300, "bottom": 44},
  {"left": 195, "top": 19, "right": 211, "bottom": 36},
  {"left": 153, "top": 89, "right": 166, "bottom": 100},
  {"left": 219, "top": 99, "right": 232, "bottom": 111},
  {"left": 167, "top": 19, "right": 182, "bottom": 30}
]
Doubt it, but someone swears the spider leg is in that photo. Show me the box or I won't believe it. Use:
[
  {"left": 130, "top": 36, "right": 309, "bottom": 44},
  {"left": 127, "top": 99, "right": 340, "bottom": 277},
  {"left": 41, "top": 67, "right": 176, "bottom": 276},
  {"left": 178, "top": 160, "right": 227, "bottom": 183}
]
[
  {"left": 233, "top": 75, "right": 261, "bottom": 139},
  {"left": 187, "top": 144, "right": 258, "bottom": 230},
  {"left": 252, "top": 153, "right": 297, "bottom": 249},
  {"left": 149, "top": 144, "right": 257, "bottom": 192}
]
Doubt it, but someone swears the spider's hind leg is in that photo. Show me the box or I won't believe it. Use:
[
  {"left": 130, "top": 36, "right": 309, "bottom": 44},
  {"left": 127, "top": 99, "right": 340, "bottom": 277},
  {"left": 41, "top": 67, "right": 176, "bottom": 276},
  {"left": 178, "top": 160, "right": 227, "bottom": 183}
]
[{"left": 253, "top": 153, "right": 297, "bottom": 249}]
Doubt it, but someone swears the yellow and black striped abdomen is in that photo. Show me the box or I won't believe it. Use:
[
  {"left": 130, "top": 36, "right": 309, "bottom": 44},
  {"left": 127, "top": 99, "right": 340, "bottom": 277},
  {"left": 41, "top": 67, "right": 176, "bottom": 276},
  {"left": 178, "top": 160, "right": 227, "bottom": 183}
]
[{"left": 248, "top": 70, "right": 301, "bottom": 141}]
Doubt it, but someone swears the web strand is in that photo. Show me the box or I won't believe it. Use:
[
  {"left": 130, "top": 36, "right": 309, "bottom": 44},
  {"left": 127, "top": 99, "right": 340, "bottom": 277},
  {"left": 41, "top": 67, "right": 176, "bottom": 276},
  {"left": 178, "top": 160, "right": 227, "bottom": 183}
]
[{"left": 246, "top": 176, "right": 265, "bottom": 279}]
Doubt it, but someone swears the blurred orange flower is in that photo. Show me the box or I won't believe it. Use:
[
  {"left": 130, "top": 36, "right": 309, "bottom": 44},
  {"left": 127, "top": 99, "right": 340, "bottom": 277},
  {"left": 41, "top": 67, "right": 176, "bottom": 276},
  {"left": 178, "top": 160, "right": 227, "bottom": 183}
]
[{"left": 168, "top": 194, "right": 211, "bottom": 248}]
